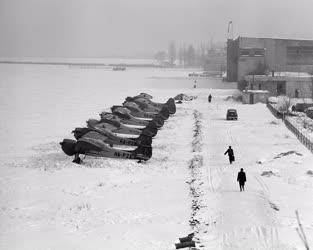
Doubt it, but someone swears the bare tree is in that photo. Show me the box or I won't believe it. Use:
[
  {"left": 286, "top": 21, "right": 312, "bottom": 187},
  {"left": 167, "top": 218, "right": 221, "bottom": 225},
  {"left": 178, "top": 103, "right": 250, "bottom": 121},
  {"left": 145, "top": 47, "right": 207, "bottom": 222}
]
[
  {"left": 199, "top": 42, "right": 206, "bottom": 68},
  {"left": 154, "top": 51, "right": 167, "bottom": 65},
  {"left": 178, "top": 45, "right": 184, "bottom": 66},
  {"left": 186, "top": 44, "right": 196, "bottom": 66},
  {"left": 277, "top": 96, "right": 291, "bottom": 115},
  {"left": 168, "top": 41, "right": 176, "bottom": 66}
]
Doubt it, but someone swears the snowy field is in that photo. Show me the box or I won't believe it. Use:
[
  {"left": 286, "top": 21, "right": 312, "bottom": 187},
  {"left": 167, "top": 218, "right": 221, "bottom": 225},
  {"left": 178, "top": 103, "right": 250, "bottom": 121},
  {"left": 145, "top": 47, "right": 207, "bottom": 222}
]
[{"left": 0, "top": 64, "right": 313, "bottom": 249}]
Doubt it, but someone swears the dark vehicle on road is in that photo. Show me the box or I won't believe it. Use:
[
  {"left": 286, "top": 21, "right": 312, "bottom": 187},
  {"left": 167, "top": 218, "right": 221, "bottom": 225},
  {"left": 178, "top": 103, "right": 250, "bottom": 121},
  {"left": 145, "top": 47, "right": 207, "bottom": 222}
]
[
  {"left": 305, "top": 107, "right": 313, "bottom": 119},
  {"left": 226, "top": 109, "right": 238, "bottom": 120},
  {"left": 292, "top": 103, "right": 313, "bottom": 112}
]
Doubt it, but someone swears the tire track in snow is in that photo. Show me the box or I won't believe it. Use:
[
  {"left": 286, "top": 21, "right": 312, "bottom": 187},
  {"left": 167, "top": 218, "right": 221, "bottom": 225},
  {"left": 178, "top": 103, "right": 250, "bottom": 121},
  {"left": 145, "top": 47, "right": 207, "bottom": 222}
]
[{"left": 226, "top": 124, "right": 281, "bottom": 215}]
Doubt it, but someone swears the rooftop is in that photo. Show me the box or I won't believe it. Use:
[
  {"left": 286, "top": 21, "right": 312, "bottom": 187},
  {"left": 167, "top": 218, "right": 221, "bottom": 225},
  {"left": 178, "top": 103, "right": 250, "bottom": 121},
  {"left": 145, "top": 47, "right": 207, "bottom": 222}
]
[
  {"left": 243, "top": 90, "right": 269, "bottom": 94},
  {"left": 244, "top": 72, "right": 313, "bottom": 82},
  {"left": 234, "top": 36, "right": 313, "bottom": 43}
]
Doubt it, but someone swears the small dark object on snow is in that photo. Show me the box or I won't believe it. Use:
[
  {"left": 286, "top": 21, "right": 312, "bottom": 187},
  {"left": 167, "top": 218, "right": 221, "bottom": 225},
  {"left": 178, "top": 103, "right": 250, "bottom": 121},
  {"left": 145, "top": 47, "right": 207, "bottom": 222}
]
[
  {"left": 261, "top": 170, "right": 277, "bottom": 177},
  {"left": 179, "top": 233, "right": 194, "bottom": 243},
  {"left": 274, "top": 150, "right": 302, "bottom": 159},
  {"left": 208, "top": 94, "right": 212, "bottom": 103},
  {"left": 269, "top": 202, "right": 280, "bottom": 211},
  {"left": 306, "top": 170, "right": 313, "bottom": 176},
  {"left": 175, "top": 241, "right": 196, "bottom": 249}
]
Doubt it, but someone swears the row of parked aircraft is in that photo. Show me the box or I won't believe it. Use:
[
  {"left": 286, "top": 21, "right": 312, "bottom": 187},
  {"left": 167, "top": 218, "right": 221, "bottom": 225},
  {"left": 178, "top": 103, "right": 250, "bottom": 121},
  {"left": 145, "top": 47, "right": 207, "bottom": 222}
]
[{"left": 60, "top": 93, "right": 176, "bottom": 164}]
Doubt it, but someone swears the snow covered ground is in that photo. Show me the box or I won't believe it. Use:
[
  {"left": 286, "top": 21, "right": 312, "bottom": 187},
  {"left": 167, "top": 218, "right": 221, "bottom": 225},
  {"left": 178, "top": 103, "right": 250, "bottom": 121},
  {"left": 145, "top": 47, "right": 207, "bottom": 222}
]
[{"left": 1, "top": 64, "right": 313, "bottom": 249}]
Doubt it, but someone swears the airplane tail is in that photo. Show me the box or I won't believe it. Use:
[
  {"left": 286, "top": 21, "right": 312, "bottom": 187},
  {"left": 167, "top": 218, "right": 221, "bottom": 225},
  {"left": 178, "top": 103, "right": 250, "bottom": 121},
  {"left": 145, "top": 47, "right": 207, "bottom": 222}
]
[
  {"left": 166, "top": 98, "right": 176, "bottom": 114},
  {"left": 72, "top": 127, "right": 92, "bottom": 140},
  {"left": 136, "top": 134, "right": 152, "bottom": 146},
  {"left": 124, "top": 96, "right": 135, "bottom": 103},
  {"left": 147, "top": 120, "right": 159, "bottom": 132},
  {"left": 159, "top": 106, "right": 170, "bottom": 120},
  {"left": 151, "top": 115, "right": 164, "bottom": 128},
  {"left": 133, "top": 145, "right": 152, "bottom": 161},
  {"left": 141, "top": 125, "right": 157, "bottom": 137}
]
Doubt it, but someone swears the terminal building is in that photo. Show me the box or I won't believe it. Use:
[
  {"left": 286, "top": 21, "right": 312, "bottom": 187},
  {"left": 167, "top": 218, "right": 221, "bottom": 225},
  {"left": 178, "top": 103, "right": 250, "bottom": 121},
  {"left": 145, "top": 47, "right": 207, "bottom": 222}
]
[
  {"left": 244, "top": 72, "right": 313, "bottom": 99},
  {"left": 227, "top": 37, "right": 313, "bottom": 89}
]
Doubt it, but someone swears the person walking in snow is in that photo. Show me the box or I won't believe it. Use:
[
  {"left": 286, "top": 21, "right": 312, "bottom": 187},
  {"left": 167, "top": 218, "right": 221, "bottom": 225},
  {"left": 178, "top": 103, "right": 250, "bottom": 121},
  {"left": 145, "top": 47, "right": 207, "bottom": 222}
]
[
  {"left": 224, "top": 146, "right": 235, "bottom": 164},
  {"left": 208, "top": 94, "right": 212, "bottom": 103},
  {"left": 237, "top": 168, "right": 246, "bottom": 191}
]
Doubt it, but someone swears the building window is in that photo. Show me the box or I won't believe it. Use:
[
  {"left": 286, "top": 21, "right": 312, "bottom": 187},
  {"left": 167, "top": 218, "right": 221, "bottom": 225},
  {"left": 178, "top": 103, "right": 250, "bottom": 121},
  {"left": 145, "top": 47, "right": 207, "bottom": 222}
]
[
  {"left": 258, "top": 83, "right": 261, "bottom": 90},
  {"left": 254, "top": 49, "right": 265, "bottom": 56},
  {"left": 241, "top": 49, "right": 250, "bottom": 56}
]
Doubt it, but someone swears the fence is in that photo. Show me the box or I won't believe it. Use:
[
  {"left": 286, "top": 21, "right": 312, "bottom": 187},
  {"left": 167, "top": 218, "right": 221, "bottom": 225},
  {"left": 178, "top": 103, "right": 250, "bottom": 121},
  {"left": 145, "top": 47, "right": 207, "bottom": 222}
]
[
  {"left": 284, "top": 118, "right": 313, "bottom": 153},
  {"left": 267, "top": 103, "right": 313, "bottom": 153},
  {"left": 266, "top": 103, "right": 283, "bottom": 119}
]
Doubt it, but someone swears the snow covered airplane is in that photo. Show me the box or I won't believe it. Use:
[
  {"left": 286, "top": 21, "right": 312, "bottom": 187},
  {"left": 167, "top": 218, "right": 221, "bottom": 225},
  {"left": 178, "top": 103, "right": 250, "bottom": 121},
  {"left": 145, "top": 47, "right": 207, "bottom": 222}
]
[
  {"left": 125, "top": 94, "right": 176, "bottom": 114},
  {"left": 72, "top": 127, "right": 152, "bottom": 147},
  {"left": 109, "top": 106, "right": 165, "bottom": 128},
  {"left": 122, "top": 101, "right": 170, "bottom": 120},
  {"left": 100, "top": 111, "right": 161, "bottom": 131},
  {"left": 60, "top": 138, "right": 152, "bottom": 164},
  {"left": 108, "top": 107, "right": 165, "bottom": 128},
  {"left": 59, "top": 93, "right": 175, "bottom": 163},
  {"left": 87, "top": 118, "right": 157, "bottom": 137}
]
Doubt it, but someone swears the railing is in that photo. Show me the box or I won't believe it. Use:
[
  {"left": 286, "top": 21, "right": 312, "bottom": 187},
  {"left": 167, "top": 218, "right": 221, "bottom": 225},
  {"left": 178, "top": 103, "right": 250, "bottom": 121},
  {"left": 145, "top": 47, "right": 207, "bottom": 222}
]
[
  {"left": 267, "top": 103, "right": 313, "bottom": 153},
  {"left": 266, "top": 103, "right": 283, "bottom": 119},
  {"left": 284, "top": 118, "right": 313, "bottom": 153}
]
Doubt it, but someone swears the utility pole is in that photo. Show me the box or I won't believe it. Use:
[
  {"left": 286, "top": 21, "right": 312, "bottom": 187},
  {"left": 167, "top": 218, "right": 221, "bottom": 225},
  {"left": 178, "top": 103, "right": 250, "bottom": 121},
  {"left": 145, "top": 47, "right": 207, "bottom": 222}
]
[{"left": 227, "top": 21, "right": 233, "bottom": 40}]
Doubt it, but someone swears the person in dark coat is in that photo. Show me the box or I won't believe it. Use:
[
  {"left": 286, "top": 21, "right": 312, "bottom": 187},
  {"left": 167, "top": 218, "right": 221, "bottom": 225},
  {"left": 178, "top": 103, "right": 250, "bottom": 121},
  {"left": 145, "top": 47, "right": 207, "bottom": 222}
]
[
  {"left": 208, "top": 94, "right": 212, "bottom": 103},
  {"left": 237, "top": 168, "right": 246, "bottom": 191},
  {"left": 193, "top": 80, "right": 197, "bottom": 89},
  {"left": 224, "top": 146, "right": 235, "bottom": 164}
]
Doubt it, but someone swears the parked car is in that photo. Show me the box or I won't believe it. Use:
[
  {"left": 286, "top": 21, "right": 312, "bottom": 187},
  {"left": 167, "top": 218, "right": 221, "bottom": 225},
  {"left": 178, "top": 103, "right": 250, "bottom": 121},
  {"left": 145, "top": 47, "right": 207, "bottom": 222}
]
[
  {"left": 305, "top": 107, "right": 313, "bottom": 119},
  {"left": 226, "top": 109, "right": 238, "bottom": 120},
  {"left": 292, "top": 103, "right": 313, "bottom": 112},
  {"left": 113, "top": 65, "right": 126, "bottom": 71}
]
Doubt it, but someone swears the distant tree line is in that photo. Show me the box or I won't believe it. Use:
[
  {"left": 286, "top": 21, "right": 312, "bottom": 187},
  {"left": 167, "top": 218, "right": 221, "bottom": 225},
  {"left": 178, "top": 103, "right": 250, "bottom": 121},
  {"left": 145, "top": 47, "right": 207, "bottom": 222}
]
[{"left": 154, "top": 40, "right": 226, "bottom": 68}]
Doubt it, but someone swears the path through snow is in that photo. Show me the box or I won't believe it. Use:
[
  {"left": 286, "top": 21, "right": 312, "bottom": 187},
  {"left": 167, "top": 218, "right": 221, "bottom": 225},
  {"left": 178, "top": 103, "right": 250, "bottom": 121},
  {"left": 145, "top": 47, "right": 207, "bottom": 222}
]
[{"left": 191, "top": 90, "right": 313, "bottom": 249}]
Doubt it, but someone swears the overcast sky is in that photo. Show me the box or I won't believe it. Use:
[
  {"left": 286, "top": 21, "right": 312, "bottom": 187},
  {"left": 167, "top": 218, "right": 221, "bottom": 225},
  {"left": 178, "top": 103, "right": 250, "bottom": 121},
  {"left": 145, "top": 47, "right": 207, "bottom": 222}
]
[{"left": 1, "top": 0, "right": 313, "bottom": 58}]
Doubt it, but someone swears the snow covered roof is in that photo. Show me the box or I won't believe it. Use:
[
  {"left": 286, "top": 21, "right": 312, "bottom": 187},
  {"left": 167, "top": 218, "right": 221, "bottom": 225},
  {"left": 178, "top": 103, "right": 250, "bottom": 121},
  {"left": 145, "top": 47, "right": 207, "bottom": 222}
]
[
  {"left": 243, "top": 90, "right": 269, "bottom": 94},
  {"left": 272, "top": 72, "right": 312, "bottom": 77},
  {"left": 244, "top": 72, "right": 313, "bottom": 82}
]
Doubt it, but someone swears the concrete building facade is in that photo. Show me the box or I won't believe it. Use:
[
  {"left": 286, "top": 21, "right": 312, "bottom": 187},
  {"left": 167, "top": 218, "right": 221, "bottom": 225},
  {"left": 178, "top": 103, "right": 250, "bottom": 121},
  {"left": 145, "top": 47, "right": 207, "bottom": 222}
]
[
  {"left": 244, "top": 72, "right": 313, "bottom": 98},
  {"left": 227, "top": 37, "right": 313, "bottom": 85},
  {"left": 242, "top": 90, "right": 269, "bottom": 104}
]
